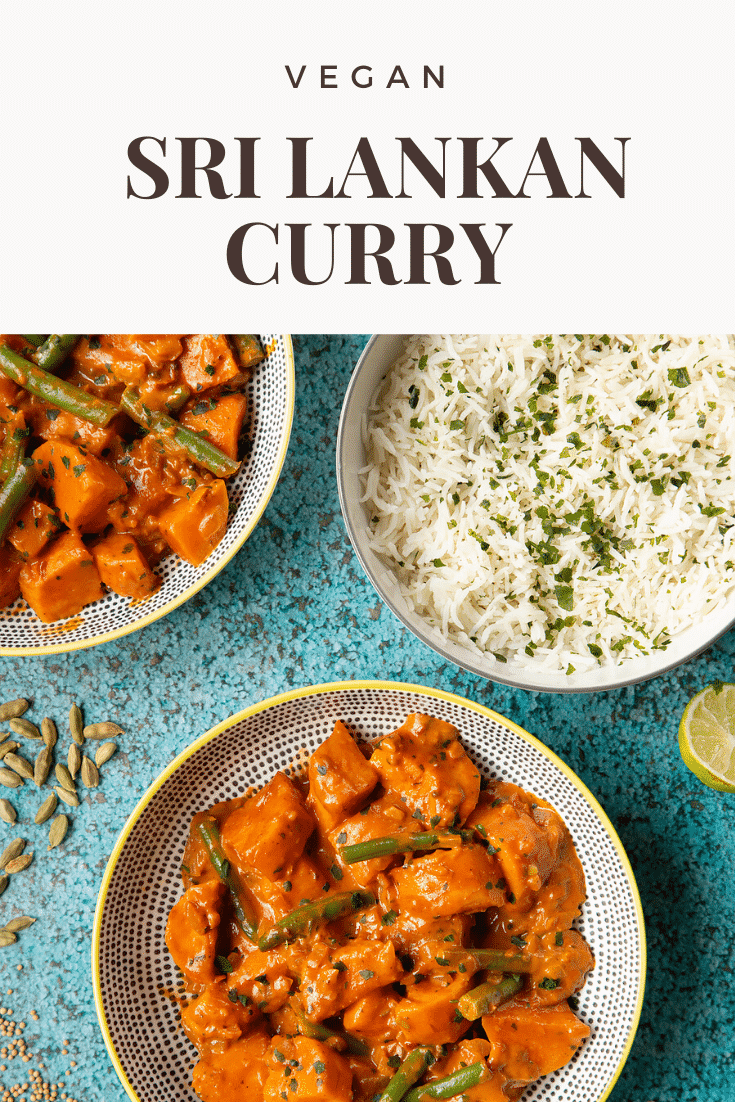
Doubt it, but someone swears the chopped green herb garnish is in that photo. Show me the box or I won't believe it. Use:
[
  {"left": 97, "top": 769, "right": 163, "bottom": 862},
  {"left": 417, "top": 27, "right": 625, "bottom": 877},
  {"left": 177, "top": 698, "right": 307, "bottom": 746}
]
[
  {"left": 668, "top": 366, "right": 691, "bottom": 388},
  {"left": 555, "top": 585, "right": 574, "bottom": 611}
]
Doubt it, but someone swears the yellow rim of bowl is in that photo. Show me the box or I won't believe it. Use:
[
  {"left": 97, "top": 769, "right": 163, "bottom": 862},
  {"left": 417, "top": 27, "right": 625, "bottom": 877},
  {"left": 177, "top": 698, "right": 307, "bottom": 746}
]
[
  {"left": 0, "top": 335, "right": 295, "bottom": 657},
  {"left": 91, "top": 678, "right": 646, "bottom": 1102}
]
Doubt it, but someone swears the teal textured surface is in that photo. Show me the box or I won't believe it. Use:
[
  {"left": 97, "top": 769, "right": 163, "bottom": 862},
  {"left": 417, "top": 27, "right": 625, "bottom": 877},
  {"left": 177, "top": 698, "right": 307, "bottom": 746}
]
[{"left": 0, "top": 334, "right": 733, "bottom": 1102}]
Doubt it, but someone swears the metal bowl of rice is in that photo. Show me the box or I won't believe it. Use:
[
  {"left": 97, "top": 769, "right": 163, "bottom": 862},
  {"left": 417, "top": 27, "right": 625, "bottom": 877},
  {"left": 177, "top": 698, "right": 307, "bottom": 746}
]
[{"left": 337, "top": 334, "right": 735, "bottom": 693}]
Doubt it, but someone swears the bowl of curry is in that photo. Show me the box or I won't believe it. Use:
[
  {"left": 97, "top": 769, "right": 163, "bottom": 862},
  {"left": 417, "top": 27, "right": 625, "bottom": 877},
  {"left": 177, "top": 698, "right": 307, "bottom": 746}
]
[
  {"left": 0, "top": 334, "right": 294, "bottom": 654},
  {"left": 92, "top": 681, "right": 645, "bottom": 1102}
]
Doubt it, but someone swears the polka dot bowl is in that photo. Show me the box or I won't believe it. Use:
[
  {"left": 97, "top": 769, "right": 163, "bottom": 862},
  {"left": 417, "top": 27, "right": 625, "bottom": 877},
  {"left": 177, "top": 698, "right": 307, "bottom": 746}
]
[
  {"left": 0, "top": 335, "right": 294, "bottom": 655},
  {"left": 92, "top": 680, "right": 645, "bottom": 1102}
]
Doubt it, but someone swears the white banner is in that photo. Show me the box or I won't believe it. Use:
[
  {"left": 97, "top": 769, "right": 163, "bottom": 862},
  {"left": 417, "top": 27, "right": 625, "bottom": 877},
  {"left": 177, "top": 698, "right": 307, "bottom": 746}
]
[{"left": 2, "top": 0, "right": 734, "bottom": 331}]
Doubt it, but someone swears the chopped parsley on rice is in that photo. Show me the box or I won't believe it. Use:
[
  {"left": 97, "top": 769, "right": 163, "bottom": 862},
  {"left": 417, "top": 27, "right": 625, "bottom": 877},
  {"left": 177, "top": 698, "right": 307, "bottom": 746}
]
[{"left": 362, "top": 335, "right": 735, "bottom": 673}]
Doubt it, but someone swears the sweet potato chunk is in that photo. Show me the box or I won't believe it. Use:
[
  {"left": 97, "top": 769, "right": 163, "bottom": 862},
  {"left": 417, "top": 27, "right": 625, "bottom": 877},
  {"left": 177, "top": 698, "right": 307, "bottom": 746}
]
[
  {"left": 342, "top": 988, "right": 400, "bottom": 1042},
  {"left": 227, "top": 949, "right": 293, "bottom": 1015},
  {"left": 370, "top": 713, "right": 481, "bottom": 828},
  {"left": 180, "top": 334, "right": 243, "bottom": 394},
  {"left": 386, "top": 912, "right": 472, "bottom": 959},
  {"left": 490, "top": 829, "right": 586, "bottom": 939},
  {"left": 182, "top": 983, "right": 260, "bottom": 1057},
  {"left": 482, "top": 1001, "right": 590, "bottom": 1081},
  {"left": 93, "top": 532, "right": 160, "bottom": 599},
  {"left": 7, "top": 498, "right": 59, "bottom": 559},
  {"left": 165, "top": 879, "right": 225, "bottom": 985},
  {"left": 192, "top": 1028, "right": 270, "bottom": 1102},
  {"left": 283, "top": 853, "right": 330, "bottom": 905},
  {"left": 110, "top": 435, "right": 170, "bottom": 519},
  {"left": 221, "top": 772, "right": 315, "bottom": 881},
  {"left": 264, "top": 1037, "right": 352, "bottom": 1102},
  {"left": 392, "top": 973, "right": 473, "bottom": 1046},
  {"left": 530, "top": 797, "right": 577, "bottom": 869},
  {"left": 129, "top": 334, "right": 185, "bottom": 367},
  {"left": 71, "top": 335, "right": 148, "bottom": 388},
  {"left": 35, "top": 407, "right": 122, "bottom": 456},
  {"left": 156, "top": 479, "right": 228, "bottom": 566},
  {"left": 525, "top": 929, "right": 594, "bottom": 1007},
  {"left": 300, "top": 938, "right": 402, "bottom": 1021},
  {"left": 32, "top": 440, "right": 127, "bottom": 528},
  {"left": 307, "top": 720, "right": 378, "bottom": 830},
  {"left": 71, "top": 335, "right": 184, "bottom": 387},
  {"left": 391, "top": 844, "right": 504, "bottom": 918},
  {"left": 0, "top": 546, "right": 22, "bottom": 608},
  {"left": 242, "top": 852, "right": 328, "bottom": 923},
  {"left": 328, "top": 796, "right": 419, "bottom": 889},
  {"left": 466, "top": 791, "right": 554, "bottom": 911},
  {"left": 19, "top": 531, "right": 103, "bottom": 622},
  {"left": 181, "top": 392, "right": 249, "bottom": 461}
]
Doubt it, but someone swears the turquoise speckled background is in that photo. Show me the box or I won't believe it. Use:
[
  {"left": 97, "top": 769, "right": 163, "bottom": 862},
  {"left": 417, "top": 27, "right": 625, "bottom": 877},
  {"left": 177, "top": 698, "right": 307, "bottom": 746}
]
[{"left": 0, "top": 335, "right": 733, "bottom": 1101}]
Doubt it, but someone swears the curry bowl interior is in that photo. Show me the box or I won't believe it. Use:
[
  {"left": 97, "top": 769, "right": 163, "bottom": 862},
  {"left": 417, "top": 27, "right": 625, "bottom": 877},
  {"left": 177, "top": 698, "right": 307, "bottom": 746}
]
[
  {"left": 337, "top": 335, "right": 735, "bottom": 693},
  {"left": 93, "top": 681, "right": 644, "bottom": 1102},
  {"left": 0, "top": 335, "right": 294, "bottom": 655}
]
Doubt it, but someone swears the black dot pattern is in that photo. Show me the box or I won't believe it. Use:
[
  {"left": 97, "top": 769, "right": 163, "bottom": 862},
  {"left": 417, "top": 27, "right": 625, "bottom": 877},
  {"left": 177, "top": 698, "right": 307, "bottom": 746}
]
[
  {"left": 0, "top": 335, "right": 293, "bottom": 654},
  {"left": 95, "top": 685, "right": 644, "bottom": 1102}
]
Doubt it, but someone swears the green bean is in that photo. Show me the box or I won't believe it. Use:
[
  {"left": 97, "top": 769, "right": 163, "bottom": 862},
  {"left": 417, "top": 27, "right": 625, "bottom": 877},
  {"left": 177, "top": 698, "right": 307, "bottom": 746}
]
[
  {"left": 258, "top": 889, "right": 375, "bottom": 951},
  {"left": 120, "top": 387, "right": 239, "bottom": 479},
  {"left": 404, "top": 1062, "right": 488, "bottom": 1102},
  {"left": 164, "top": 385, "right": 192, "bottom": 414},
  {"left": 378, "top": 1047, "right": 435, "bottom": 1102},
  {"left": 21, "top": 335, "right": 46, "bottom": 348},
  {"left": 229, "top": 334, "right": 264, "bottom": 372},
  {"left": 197, "top": 819, "right": 258, "bottom": 943},
  {"left": 0, "top": 428, "right": 27, "bottom": 483},
  {"left": 340, "top": 830, "right": 474, "bottom": 864},
  {"left": 0, "top": 461, "right": 36, "bottom": 544},
  {"left": 34, "top": 335, "right": 80, "bottom": 373},
  {"left": 297, "top": 1013, "right": 370, "bottom": 1057},
  {"left": 457, "top": 974, "right": 523, "bottom": 1021},
  {"left": 433, "top": 948, "right": 532, "bottom": 974},
  {"left": 0, "top": 346, "right": 118, "bottom": 427}
]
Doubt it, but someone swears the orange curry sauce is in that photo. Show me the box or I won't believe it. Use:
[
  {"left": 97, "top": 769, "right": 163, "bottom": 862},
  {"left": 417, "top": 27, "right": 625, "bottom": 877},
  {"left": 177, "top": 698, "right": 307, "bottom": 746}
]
[
  {"left": 0, "top": 335, "right": 256, "bottom": 622},
  {"left": 166, "top": 715, "right": 594, "bottom": 1102}
]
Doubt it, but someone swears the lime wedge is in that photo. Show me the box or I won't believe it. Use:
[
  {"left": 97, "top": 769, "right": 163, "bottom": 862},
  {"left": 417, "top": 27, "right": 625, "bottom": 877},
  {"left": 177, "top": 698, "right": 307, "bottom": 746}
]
[{"left": 679, "top": 682, "right": 735, "bottom": 793}]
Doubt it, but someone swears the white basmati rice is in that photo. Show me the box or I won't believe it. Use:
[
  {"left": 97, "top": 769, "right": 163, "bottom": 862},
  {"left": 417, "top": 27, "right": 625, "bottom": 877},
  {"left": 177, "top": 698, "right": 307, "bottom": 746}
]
[{"left": 361, "top": 335, "right": 735, "bottom": 672}]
